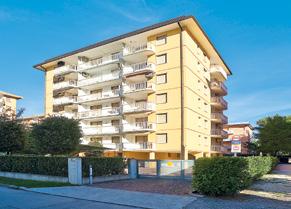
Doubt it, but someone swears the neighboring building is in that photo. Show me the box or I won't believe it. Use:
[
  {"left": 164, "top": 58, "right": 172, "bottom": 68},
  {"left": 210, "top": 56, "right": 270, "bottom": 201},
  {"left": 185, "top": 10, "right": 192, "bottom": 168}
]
[
  {"left": 34, "top": 16, "right": 231, "bottom": 160},
  {"left": 223, "top": 122, "right": 254, "bottom": 155},
  {"left": 0, "top": 91, "right": 22, "bottom": 115},
  {"left": 20, "top": 115, "right": 45, "bottom": 128}
]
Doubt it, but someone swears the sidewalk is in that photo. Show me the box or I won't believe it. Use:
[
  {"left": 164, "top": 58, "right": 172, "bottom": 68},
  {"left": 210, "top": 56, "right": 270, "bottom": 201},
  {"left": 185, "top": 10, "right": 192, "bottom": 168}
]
[{"left": 27, "top": 186, "right": 196, "bottom": 209}]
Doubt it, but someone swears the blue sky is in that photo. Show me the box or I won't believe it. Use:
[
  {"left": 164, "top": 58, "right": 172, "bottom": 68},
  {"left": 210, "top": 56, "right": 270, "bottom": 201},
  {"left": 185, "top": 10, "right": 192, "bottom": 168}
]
[{"left": 0, "top": 0, "right": 291, "bottom": 125}]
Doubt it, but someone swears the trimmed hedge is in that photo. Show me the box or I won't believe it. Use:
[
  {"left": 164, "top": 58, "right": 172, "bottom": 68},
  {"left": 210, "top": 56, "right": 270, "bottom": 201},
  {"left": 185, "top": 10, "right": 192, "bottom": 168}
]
[
  {"left": 82, "top": 157, "right": 125, "bottom": 177},
  {"left": 0, "top": 156, "right": 126, "bottom": 177},
  {"left": 192, "top": 156, "right": 278, "bottom": 196},
  {"left": 0, "top": 156, "right": 68, "bottom": 176}
]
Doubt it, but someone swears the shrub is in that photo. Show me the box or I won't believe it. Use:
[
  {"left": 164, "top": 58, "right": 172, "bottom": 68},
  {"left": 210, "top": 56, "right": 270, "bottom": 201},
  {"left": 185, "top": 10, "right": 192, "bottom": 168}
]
[
  {"left": 31, "top": 116, "right": 81, "bottom": 155},
  {"left": 0, "top": 156, "right": 68, "bottom": 176},
  {"left": 192, "top": 156, "right": 278, "bottom": 196},
  {"left": 82, "top": 157, "right": 125, "bottom": 177},
  {"left": 0, "top": 116, "right": 26, "bottom": 153}
]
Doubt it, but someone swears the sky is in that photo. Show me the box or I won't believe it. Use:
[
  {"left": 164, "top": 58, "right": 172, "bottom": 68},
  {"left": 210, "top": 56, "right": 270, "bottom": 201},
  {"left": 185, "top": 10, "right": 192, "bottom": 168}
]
[{"left": 0, "top": 0, "right": 291, "bottom": 125}]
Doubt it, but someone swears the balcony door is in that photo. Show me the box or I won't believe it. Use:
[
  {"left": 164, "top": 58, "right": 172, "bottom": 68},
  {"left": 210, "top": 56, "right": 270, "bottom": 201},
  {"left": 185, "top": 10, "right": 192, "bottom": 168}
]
[
  {"left": 111, "top": 102, "right": 120, "bottom": 112},
  {"left": 111, "top": 119, "right": 120, "bottom": 129},
  {"left": 135, "top": 100, "right": 146, "bottom": 109},
  {"left": 135, "top": 117, "right": 148, "bottom": 128},
  {"left": 90, "top": 89, "right": 102, "bottom": 97}
]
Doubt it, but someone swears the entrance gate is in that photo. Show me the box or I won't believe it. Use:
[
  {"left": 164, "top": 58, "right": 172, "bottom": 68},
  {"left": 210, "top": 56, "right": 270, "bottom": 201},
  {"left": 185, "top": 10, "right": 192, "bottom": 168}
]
[{"left": 137, "top": 160, "right": 194, "bottom": 179}]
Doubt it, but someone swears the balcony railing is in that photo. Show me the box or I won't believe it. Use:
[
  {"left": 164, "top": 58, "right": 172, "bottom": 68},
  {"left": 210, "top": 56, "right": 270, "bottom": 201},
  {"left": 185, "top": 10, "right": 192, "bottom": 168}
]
[
  {"left": 78, "top": 73, "right": 121, "bottom": 87},
  {"left": 52, "top": 112, "right": 77, "bottom": 119},
  {"left": 123, "top": 122, "right": 156, "bottom": 132},
  {"left": 82, "top": 125, "right": 120, "bottom": 136},
  {"left": 211, "top": 97, "right": 228, "bottom": 109},
  {"left": 211, "top": 145, "right": 222, "bottom": 152},
  {"left": 54, "top": 65, "right": 77, "bottom": 76},
  {"left": 210, "top": 65, "right": 227, "bottom": 81},
  {"left": 211, "top": 129, "right": 228, "bottom": 138},
  {"left": 78, "top": 53, "right": 122, "bottom": 71},
  {"left": 78, "top": 108, "right": 120, "bottom": 119},
  {"left": 211, "top": 113, "right": 228, "bottom": 124},
  {"left": 53, "top": 80, "right": 77, "bottom": 91},
  {"left": 210, "top": 81, "right": 227, "bottom": 94},
  {"left": 78, "top": 90, "right": 120, "bottom": 103},
  {"left": 123, "top": 43, "right": 155, "bottom": 56},
  {"left": 53, "top": 96, "right": 77, "bottom": 106},
  {"left": 124, "top": 82, "right": 155, "bottom": 93},
  {"left": 123, "top": 102, "right": 156, "bottom": 113},
  {"left": 123, "top": 62, "right": 155, "bottom": 75},
  {"left": 122, "top": 142, "right": 154, "bottom": 150}
]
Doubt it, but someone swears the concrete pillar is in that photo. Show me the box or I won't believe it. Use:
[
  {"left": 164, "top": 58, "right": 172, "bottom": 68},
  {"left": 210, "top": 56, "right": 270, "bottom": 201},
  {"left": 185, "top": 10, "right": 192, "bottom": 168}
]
[
  {"left": 68, "top": 158, "right": 82, "bottom": 185},
  {"left": 128, "top": 159, "right": 138, "bottom": 179},
  {"left": 149, "top": 152, "right": 156, "bottom": 160}
]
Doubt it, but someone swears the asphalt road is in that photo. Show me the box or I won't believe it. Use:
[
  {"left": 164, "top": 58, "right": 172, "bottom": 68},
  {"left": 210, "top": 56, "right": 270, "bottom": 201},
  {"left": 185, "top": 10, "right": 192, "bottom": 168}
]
[{"left": 0, "top": 187, "right": 138, "bottom": 209}]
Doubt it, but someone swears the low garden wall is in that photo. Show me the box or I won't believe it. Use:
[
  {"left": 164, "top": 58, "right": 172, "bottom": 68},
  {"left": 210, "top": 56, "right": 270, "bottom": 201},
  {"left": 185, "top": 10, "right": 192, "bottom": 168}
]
[{"left": 192, "top": 156, "right": 278, "bottom": 196}]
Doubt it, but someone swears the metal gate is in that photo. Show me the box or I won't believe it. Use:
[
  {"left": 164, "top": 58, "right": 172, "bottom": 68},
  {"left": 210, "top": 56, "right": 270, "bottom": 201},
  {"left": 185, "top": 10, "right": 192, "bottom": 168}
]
[{"left": 137, "top": 160, "right": 194, "bottom": 179}]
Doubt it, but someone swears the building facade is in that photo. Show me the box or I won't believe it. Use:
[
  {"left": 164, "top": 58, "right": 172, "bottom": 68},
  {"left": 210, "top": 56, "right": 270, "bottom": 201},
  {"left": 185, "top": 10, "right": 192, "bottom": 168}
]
[
  {"left": 0, "top": 91, "right": 22, "bottom": 115},
  {"left": 223, "top": 122, "right": 254, "bottom": 155},
  {"left": 34, "top": 16, "right": 231, "bottom": 160}
]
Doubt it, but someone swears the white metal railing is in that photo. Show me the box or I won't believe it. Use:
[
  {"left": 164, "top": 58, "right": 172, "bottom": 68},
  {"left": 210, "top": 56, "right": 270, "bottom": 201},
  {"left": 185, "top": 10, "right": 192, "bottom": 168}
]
[
  {"left": 53, "top": 80, "right": 77, "bottom": 90},
  {"left": 210, "top": 65, "right": 227, "bottom": 80},
  {"left": 54, "top": 65, "right": 77, "bottom": 76},
  {"left": 123, "top": 122, "right": 156, "bottom": 132},
  {"left": 52, "top": 112, "right": 77, "bottom": 119},
  {"left": 78, "top": 73, "right": 121, "bottom": 87},
  {"left": 124, "top": 82, "right": 155, "bottom": 93},
  {"left": 53, "top": 96, "right": 77, "bottom": 105},
  {"left": 210, "top": 81, "right": 228, "bottom": 93},
  {"left": 211, "top": 113, "right": 228, "bottom": 124},
  {"left": 78, "top": 53, "right": 122, "bottom": 71},
  {"left": 123, "top": 62, "right": 155, "bottom": 75},
  {"left": 82, "top": 125, "right": 120, "bottom": 135},
  {"left": 78, "top": 107, "right": 120, "bottom": 119},
  {"left": 211, "top": 97, "right": 228, "bottom": 109},
  {"left": 122, "top": 142, "right": 154, "bottom": 150},
  {"left": 78, "top": 90, "right": 120, "bottom": 103},
  {"left": 123, "top": 43, "right": 155, "bottom": 56},
  {"left": 123, "top": 102, "right": 156, "bottom": 113}
]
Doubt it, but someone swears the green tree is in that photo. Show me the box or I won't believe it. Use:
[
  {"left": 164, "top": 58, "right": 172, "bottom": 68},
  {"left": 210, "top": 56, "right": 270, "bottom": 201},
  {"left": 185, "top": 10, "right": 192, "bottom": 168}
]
[
  {"left": 31, "top": 116, "right": 82, "bottom": 155},
  {"left": 0, "top": 114, "right": 26, "bottom": 154},
  {"left": 256, "top": 115, "right": 291, "bottom": 156}
]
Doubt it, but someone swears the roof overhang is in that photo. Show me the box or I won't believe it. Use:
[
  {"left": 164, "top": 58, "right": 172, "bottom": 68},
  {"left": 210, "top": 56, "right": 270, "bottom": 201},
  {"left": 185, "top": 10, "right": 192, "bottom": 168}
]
[
  {"left": 0, "top": 91, "right": 23, "bottom": 100},
  {"left": 33, "top": 15, "right": 232, "bottom": 75}
]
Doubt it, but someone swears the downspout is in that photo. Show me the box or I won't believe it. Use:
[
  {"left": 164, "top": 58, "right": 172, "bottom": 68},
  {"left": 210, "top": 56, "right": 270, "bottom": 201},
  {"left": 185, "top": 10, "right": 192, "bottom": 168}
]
[
  {"left": 40, "top": 65, "right": 48, "bottom": 116},
  {"left": 178, "top": 22, "right": 185, "bottom": 160}
]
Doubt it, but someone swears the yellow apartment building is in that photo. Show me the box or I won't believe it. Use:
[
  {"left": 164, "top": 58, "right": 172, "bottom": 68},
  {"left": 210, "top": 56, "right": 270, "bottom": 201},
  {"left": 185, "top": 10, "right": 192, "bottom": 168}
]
[
  {"left": 34, "top": 16, "right": 231, "bottom": 160},
  {"left": 0, "top": 91, "right": 22, "bottom": 115}
]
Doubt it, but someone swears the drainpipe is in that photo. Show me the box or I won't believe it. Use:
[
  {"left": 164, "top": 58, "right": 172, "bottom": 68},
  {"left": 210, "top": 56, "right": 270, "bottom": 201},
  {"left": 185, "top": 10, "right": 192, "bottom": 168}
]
[
  {"left": 178, "top": 22, "right": 185, "bottom": 160},
  {"left": 40, "top": 65, "right": 48, "bottom": 116}
]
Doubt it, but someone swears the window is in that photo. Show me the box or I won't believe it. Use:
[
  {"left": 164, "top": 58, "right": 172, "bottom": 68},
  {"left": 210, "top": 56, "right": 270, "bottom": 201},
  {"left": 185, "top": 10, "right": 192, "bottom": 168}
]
[
  {"left": 156, "top": 35, "right": 167, "bottom": 45},
  {"left": 157, "top": 93, "right": 167, "bottom": 104},
  {"left": 156, "top": 54, "right": 167, "bottom": 65},
  {"left": 157, "top": 113, "right": 167, "bottom": 124},
  {"left": 112, "top": 136, "right": 120, "bottom": 144},
  {"left": 157, "top": 73, "right": 167, "bottom": 84},
  {"left": 90, "top": 137, "right": 102, "bottom": 143},
  {"left": 156, "top": 133, "right": 167, "bottom": 144}
]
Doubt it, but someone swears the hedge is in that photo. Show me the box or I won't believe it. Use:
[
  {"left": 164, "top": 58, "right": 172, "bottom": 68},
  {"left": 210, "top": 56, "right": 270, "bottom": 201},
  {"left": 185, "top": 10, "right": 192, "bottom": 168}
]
[
  {"left": 82, "top": 157, "right": 125, "bottom": 177},
  {"left": 0, "top": 156, "right": 126, "bottom": 177},
  {"left": 192, "top": 156, "right": 278, "bottom": 196},
  {"left": 0, "top": 156, "right": 68, "bottom": 176}
]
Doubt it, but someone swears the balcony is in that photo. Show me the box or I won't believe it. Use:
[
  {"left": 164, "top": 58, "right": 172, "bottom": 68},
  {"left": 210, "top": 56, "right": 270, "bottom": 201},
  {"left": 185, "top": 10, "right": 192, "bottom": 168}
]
[
  {"left": 53, "top": 80, "right": 77, "bottom": 91},
  {"left": 78, "top": 53, "right": 122, "bottom": 72},
  {"left": 211, "top": 145, "right": 222, "bottom": 152},
  {"left": 123, "top": 82, "right": 155, "bottom": 94},
  {"left": 123, "top": 43, "right": 155, "bottom": 62},
  {"left": 211, "top": 97, "right": 228, "bottom": 110},
  {"left": 122, "top": 122, "right": 156, "bottom": 133},
  {"left": 122, "top": 142, "right": 155, "bottom": 151},
  {"left": 78, "top": 73, "right": 121, "bottom": 88},
  {"left": 123, "top": 102, "right": 156, "bottom": 114},
  {"left": 78, "top": 90, "right": 120, "bottom": 103},
  {"left": 102, "top": 143, "right": 122, "bottom": 150},
  {"left": 210, "top": 65, "right": 227, "bottom": 81},
  {"left": 82, "top": 125, "right": 120, "bottom": 136},
  {"left": 53, "top": 96, "right": 77, "bottom": 106},
  {"left": 211, "top": 113, "right": 228, "bottom": 124},
  {"left": 123, "top": 62, "right": 155, "bottom": 76},
  {"left": 210, "top": 81, "right": 227, "bottom": 95},
  {"left": 78, "top": 108, "right": 120, "bottom": 119},
  {"left": 53, "top": 112, "right": 77, "bottom": 119},
  {"left": 211, "top": 129, "right": 228, "bottom": 138},
  {"left": 54, "top": 65, "right": 77, "bottom": 76}
]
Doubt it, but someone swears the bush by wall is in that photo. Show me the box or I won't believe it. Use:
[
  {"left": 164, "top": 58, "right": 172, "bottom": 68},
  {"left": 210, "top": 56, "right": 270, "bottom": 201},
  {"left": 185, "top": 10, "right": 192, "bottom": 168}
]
[
  {"left": 82, "top": 157, "right": 125, "bottom": 177},
  {"left": 0, "top": 156, "right": 68, "bottom": 177},
  {"left": 192, "top": 156, "right": 278, "bottom": 196}
]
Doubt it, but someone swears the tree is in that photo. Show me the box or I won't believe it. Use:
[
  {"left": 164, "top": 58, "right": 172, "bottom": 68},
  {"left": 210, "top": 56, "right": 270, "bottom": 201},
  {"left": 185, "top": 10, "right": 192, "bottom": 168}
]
[
  {"left": 31, "top": 116, "right": 82, "bottom": 155},
  {"left": 256, "top": 115, "right": 291, "bottom": 156},
  {"left": 0, "top": 114, "right": 25, "bottom": 154}
]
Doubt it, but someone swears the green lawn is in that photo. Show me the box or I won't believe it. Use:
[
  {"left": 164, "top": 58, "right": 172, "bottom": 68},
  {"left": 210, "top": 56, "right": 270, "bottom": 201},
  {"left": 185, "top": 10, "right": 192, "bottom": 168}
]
[{"left": 0, "top": 176, "right": 72, "bottom": 188}]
